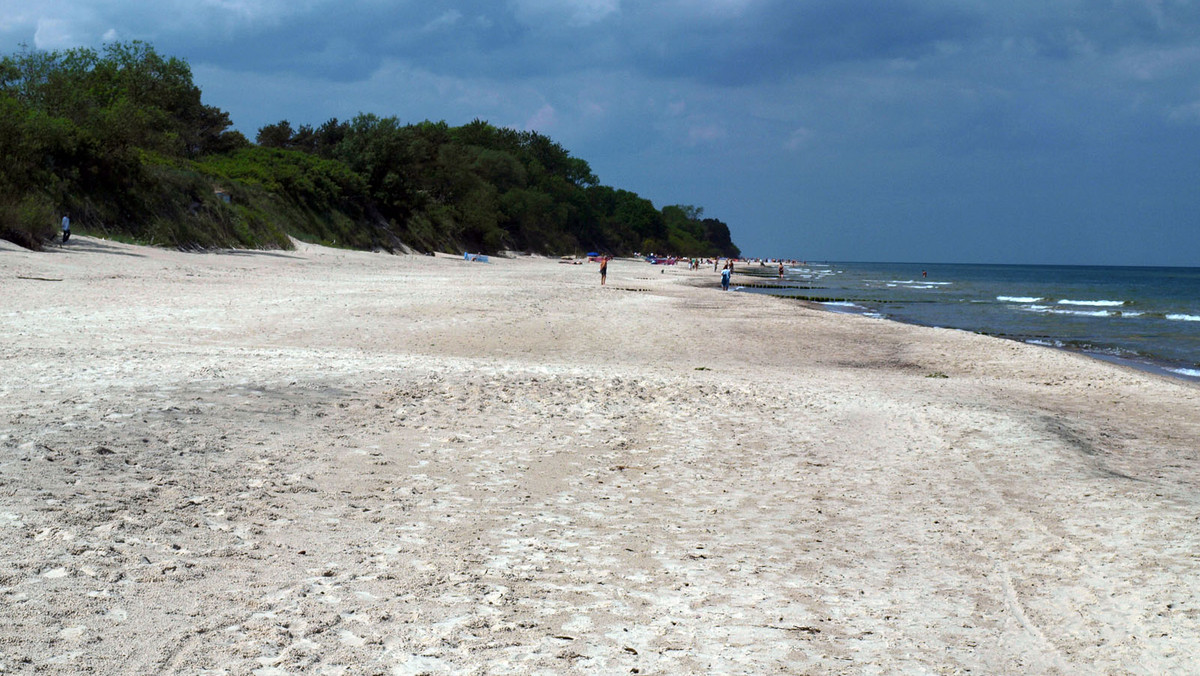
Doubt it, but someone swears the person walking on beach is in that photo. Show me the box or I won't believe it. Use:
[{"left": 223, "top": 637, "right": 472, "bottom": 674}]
[
  {"left": 721, "top": 262, "right": 731, "bottom": 291},
  {"left": 61, "top": 214, "right": 70, "bottom": 244},
  {"left": 599, "top": 255, "right": 609, "bottom": 286}
]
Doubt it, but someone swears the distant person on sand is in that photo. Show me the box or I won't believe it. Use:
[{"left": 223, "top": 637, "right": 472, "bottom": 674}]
[
  {"left": 599, "top": 255, "right": 609, "bottom": 285},
  {"left": 721, "top": 263, "right": 731, "bottom": 291},
  {"left": 61, "top": 214, "right": 70, "bottom": 244}
]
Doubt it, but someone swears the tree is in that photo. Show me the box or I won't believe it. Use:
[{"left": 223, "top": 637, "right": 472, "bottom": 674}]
[
  {"left": 0, "top": 41, "right": 238, "bottom": 158},
  {"left": 257, "top": 120, "right": 294, "bottom": 148},
  {"left": 0, "top": 42, "right": 743, "bottom": 256},
  {"left": 702, "top": 218, "right": 740, "bottom": 258}
]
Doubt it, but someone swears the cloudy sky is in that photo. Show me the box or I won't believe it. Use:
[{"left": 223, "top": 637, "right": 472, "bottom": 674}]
[{"left": 5, "top": 0, "right": 1200, "bottom": 265}]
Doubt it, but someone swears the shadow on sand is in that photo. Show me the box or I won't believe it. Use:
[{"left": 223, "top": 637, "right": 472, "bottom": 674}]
[
  {"left": 54, "top": 237, "right": 304, "bottom": 261},
  {"left": 212, "top": 249, "right": 304, "bottom": 260},
  {"left": 57, "top": 236, "right": 146, "bottom": 258}
]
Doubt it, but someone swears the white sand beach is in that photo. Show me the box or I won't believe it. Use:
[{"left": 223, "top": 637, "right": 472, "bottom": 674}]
[{"left": 2, "top": 237, "right": 1199, "bottom": 674}]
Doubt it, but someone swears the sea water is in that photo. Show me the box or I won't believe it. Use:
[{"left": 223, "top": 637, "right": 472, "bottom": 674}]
[{"left": 742, "top": 262, "right": 1200, "bottom": 381}]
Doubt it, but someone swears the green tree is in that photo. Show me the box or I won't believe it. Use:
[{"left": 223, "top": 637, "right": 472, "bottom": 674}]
[
  {"left": 257, "top": 120, "right": 294, "bottom": 148},
  {"left": 0, "top": 41, "right": 742, "bottom": 255}
]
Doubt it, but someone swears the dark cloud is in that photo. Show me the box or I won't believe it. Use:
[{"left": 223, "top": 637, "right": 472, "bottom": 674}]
[
  {"left": 76, "top": 2, "right": 528, "bottom": 83},
  {"left": 619, "top": 0, "right": 981, "bottom": 86},
  {"left": 1025, "top": 0, "right": 1200, "bottom": 58},
  {"left": 105, "top": 0, "right": 987, "bottom": 87}
]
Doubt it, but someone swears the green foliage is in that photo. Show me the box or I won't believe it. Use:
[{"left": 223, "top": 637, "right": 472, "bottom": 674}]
[
  {"left": 1, "top": 41, "right": 241, "bottom": 159},
  {"left": 123, "top": 162, "right": 290, "bottom": 249},
  {"left": 660, "top": 204, "right": 739, "bottom": 258},
  {"left": 0, "top": 42, "right": 741, "bottom": 257},
  {"left": 192, "top": 148, "right": 395, "bottom": 250},
  {"left": 0, "top": 41, "right": 254, "bottom": 249},
  {"left": 0, "top": 192, "right": 56, "bottom": 250},
  {"left": 701, "top": 217, "right": 740, "bottom": 258},
  {"left": 196, "top": 146, "right": 366, "bottom": 212},
  {"left": 256, "top": 120, "right": 293, "bottom": 148}
]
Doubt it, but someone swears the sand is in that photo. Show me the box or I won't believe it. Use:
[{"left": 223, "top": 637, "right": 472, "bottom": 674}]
[{"left": 2, "top": 236, "right": 1199, "bottom": 674}]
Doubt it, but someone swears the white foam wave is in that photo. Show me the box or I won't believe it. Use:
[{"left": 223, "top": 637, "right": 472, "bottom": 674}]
[
  {"left": 998, "top": 296, "right": 1042, "bottom": 303},
  {"left": 1059, "top": 309, "right": 1114, "bottom": 318},
  {"left": 887, "top": 280, "right": 951, "bottom": 286},
  {"left": 1168, "top": 367, "right": 1200, "bottom": 378},
  {"left": 1020, "top": 306, "right": 1118, "bottom": 318},
  {"left": 1167, "top": 313, "right": 1200, "bottom": 322},
  {"left": 1057, "top": 299, "right": 1125, "bottom": 307}
]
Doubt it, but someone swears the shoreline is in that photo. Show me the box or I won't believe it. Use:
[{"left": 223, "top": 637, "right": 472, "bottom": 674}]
[
  {"left": 811, "top": 296, "right": 1200, "bottom": 385},
  {"left": 3, "top": 237, "right": 1200, "bottom": 673},
  {"left": 718, "top": 266, "right": 1200, "bottom": 387}
]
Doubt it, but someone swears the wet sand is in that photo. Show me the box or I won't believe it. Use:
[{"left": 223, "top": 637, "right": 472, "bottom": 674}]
[{"left": 2, "top": 237, "right": 1199, "bottom": 674}]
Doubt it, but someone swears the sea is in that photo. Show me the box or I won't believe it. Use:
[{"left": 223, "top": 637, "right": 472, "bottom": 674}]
[{"left": 738, "top": 262, "right": 1200, "bottom": 382}]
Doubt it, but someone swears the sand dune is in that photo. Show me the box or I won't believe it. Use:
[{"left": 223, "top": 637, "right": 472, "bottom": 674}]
[{"left": 2, "top": 237, "right": 1199, "bottom": 674}]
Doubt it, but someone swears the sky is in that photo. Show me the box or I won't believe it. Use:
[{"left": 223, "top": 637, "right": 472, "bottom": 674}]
[{"left": 4, "top": 0, "right": 1200, "bottom": 266}]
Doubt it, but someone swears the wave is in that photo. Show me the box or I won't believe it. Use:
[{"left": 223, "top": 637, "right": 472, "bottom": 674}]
[
  {"left": 1020, "top": 305, "right": 1143, "bottom": 319},
  {"left": 1019, "top": 305, "right": 1200, "bottom": 322},
  {"left": 1054, "top": 309, "right": 1118, "bottom": 318},
  {"left": 869, "top": 279, "right": 950, "bottom": 287},
  {"left": 998, "top": 296, "right": 1043, "bottom": 303},
  {"left": 1168, "top": 367, "right": 1200, "bottom": 378},
  {"left": 1057, "top": 299, "right": 1126, "bottom": 307}
]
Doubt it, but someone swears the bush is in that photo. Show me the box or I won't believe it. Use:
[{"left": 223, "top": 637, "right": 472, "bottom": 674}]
[{"left": 0, "top": 193, "right": 57, "bottom": 249}]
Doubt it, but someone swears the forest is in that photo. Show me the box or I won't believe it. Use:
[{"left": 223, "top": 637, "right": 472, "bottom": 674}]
[{"left": 0, "top": 42, "right": 740, "bottom": 258}]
